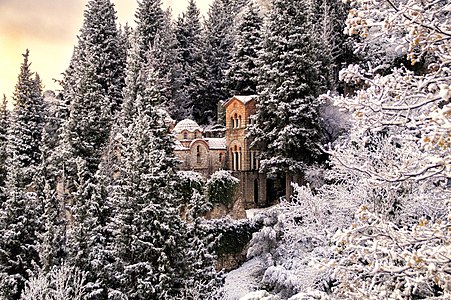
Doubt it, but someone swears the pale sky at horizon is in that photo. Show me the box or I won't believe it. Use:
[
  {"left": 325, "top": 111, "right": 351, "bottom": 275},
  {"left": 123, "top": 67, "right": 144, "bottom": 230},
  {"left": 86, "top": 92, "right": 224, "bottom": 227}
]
[{"left": 0, "top": 0, "right": 212, "bottom": 101}]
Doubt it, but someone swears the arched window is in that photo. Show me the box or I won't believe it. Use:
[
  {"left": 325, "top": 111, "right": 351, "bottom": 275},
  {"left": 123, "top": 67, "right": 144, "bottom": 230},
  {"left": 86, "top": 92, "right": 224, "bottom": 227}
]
[
  {"left": 233, "top": 113, "right": 238, "bottom": 128},
  {"left": 238, "top": 115, "right": 242, "bottom": 128},
  {"left": 196, "top": 145, "right": 201, "bottom": 163},
  {"left": 219, "top": 152, "right": 223, "bottom": 162},
  {"left": 183, "top": 132, "right": 188, "bottom": 140}
]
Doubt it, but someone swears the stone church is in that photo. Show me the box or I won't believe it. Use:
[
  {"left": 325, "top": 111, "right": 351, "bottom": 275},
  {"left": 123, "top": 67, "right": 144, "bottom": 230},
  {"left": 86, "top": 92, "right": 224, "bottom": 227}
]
[{"left": 172, "top": 95, "right": 285, "bottom": 210}]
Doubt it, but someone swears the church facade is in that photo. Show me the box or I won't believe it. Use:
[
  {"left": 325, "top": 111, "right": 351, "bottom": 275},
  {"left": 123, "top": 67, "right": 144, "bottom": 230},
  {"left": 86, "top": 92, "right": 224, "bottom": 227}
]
[{"left": 172, "top": 95, "right": 284, "bottom": 209}]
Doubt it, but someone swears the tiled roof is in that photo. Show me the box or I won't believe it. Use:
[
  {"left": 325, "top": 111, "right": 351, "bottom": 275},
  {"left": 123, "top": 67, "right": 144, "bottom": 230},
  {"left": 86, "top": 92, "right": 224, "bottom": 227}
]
[{"left": 205, "top": 138, "right": 227, "bottom": 150}]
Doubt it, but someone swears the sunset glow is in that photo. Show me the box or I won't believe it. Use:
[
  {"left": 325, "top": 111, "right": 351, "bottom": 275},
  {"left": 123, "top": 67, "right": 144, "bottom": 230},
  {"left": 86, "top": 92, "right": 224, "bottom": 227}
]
[{"left": 0, "top": 0, "right": 211, "bottom": 100}]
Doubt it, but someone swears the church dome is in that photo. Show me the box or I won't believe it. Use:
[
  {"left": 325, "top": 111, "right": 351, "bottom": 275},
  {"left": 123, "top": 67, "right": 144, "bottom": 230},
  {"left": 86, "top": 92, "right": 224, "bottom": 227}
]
[{"left": 173, "top": 119, "right": 202, "bottom": 133}]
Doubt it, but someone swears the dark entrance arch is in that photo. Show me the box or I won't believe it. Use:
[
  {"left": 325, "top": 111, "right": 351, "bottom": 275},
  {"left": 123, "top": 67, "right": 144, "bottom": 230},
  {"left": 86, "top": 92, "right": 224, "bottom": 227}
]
[{"left": 266, "top": 175, "right": 286, "bottom": 205}]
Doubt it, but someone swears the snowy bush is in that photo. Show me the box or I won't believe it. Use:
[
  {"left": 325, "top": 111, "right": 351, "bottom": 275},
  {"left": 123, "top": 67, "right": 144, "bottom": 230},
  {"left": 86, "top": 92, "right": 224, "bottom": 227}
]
[
  {"left": 328, "top": 207, "right": 451, "bottom": 299},
  {"left": 175, "top": 170, "right": 205, "bottom": 204},
  {"left": 242, "top": 182, "right": 358, "bottom": 298},
  {"left": 206, "top": 170, "right": 239, "bottom": 205},
  {"left": 20, "top": 265, "right": 87, "bottom": 300}
]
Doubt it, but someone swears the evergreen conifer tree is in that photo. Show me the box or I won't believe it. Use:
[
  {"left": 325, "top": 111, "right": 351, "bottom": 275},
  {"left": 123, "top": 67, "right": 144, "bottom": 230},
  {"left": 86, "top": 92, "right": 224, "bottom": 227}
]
[
  {"left": 174, "top": 0, "right": 205, "bottom": 121},
  {"left": 109, "top": 56, "right": 185, "bottom": 299},
  {"left": 0, "top": 50, "right": 45, "bottom": 300},
  {"left": 134, "top": 0, "right": 164, "bottom": 61},
  {"left": 249, "top": 0, "right": 323, "bottom": 176},
  {"left": 199, "top": 0, "right": 235, "bottom": 124},
  {"left": 58, "top": 1, "right": 125, "bottom": 279},
  {"left": 227, "top": 0, "right": 263, "bottom": 95}
]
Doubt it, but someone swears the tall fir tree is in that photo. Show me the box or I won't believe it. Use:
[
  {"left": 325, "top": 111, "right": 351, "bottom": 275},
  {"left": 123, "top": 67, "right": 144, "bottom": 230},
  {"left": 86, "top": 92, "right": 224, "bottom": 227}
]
[
  {"left": 109, "top": 54, "right": 185, "bottom": 299},
  {"left": 249, "top": 0, "right": 323, "bottom": 176},
  {"left": 57, "top": 0, "right": 125, "bottom": 292},
  {"left": 174, "top": 0, "right": 205, "bottom": 121},
  {"left": 0, "top": 50, "right": 45, "bottom": 300},
  {"left": 199, "top": 0, "right": 235, "bottom": 124},
  {"left": 134, "top": 0, "right": 164, "bottom": 61},
  {"left": 227, "top": 0, "right": 263, "bottom": 95}
]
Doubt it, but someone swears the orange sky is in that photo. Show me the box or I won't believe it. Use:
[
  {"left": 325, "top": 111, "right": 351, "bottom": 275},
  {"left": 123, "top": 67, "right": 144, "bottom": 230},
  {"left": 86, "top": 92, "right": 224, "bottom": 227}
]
[{"left": 0, "top": 0, "right": 211, "bottom": 100}]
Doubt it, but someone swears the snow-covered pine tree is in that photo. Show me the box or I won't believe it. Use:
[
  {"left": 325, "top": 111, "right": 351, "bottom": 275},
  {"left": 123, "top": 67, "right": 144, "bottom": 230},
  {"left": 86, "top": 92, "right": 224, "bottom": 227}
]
[
  {"left": 227, "top": 0, "right": 263, "bottom": 96},
  {"left": 0, "top": 50, "right": 45, "bottom": 300},
  {"left": 249, "top": 0, "right": 324, "bottom": 177},
  {"left": 62, "top": 0, "right": 125, "bottom": 141},
  {"left": 6, "top": 52, "right": 45, "bottom": 188},
  {"left": 153, "top": 9, "right": 182, "bottom": 118},
  {"left": 199, "top": 0, "right": 235, "bottom": 124},
  {"left": 134, "top": 0, "right": 164, "bottom": 61},
  {"left": 61, "top": 54, "right": 118, "bottom": 298},
  {"left": 173, "top": 0, "right": 205, "bottom": 121},
  {"left": 309, "top": 0, "right": 353, "bottom": 92},
  {"left": 108, "top": 55, "right": 186, "bottom": 299},
  {"left": 0, "top": 95, "right": 9, "bottom": 203},
  {"left": 58, "top": 0, "right": 125, "bottom": 279}
]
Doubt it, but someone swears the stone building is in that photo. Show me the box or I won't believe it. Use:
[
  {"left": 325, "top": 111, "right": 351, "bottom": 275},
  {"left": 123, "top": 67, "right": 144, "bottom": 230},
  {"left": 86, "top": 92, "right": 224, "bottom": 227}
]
[
  {"left": 172, "top": 96, "right": 285, "bottom": 211},
  {"left": 173, "top": 119, "right": 227, "bottom": 177},
  {"left": 223, "top": 95, "right": 285, "bottom": 209}
]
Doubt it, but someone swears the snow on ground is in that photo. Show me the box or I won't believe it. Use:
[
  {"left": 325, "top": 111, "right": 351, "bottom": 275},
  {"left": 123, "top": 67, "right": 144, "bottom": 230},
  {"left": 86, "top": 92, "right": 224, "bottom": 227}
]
[
  {"left": 222, "top": 258, "right": 265, "bottom": 300},
  {"left": 245, "top": 208, "right": 266, "bottom": 219}
]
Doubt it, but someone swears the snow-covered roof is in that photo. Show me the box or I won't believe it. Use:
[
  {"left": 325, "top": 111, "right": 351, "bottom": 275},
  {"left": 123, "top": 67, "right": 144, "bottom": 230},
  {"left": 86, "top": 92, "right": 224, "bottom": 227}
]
[
  {"left": 174, "top": 140, "right": 188, "bottom": 151},
  {"left": 235, "top": 95, "right": 258, "bottom": 104},
  {"left": 204, "top": 124, "right": 226, "bottom": 132},
  {"left": 172, "top": 119, "right": 203, "bottom": 133},
  {"left": 223, "top": 95, "right": 258, "bottom": 108},
  {"left": 205, "top": 138, "right": 226, "bottom": 150}
]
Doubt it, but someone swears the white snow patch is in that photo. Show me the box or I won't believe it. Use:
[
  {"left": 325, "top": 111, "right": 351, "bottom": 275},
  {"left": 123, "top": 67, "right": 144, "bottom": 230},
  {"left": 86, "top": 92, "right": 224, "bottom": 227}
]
[
  {"left": 223, "top": 258, "right": 265, "bottom": 300},
  {"left": 239, "top": 290, "right": 280, "bottom": 300},
  {"left": 245, "top": 208, "right": 266, "bottom": 219}
]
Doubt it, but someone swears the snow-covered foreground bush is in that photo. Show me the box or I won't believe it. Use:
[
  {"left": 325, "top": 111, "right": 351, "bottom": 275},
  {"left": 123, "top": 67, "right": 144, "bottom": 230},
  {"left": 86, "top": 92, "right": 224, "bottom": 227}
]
[
  {"left": 224, "top": 183, "right": 359, "bottom": 299},
  {"left": 206, "top": 170, "right": 240, "bottom": 205},
  {"left": 329, "top": 206, "right": 451, "bottom": 299},
  {"left": 20, "top": 265, "right": 87, "bottom": 300}
]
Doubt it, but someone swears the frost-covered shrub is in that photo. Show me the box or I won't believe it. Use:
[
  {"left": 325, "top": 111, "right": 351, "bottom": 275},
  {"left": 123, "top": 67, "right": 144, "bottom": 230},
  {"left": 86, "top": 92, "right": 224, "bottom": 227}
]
[
  {"left": 206, "top": 170, "right": 239, "bottom": 205},
  {"left": 328, "top": 207, "right": 451, "bottom": 299},
  {"left": 244, "top": 183, "right": 359, "bottom": 298},
  {"left": 175, "top": 171, "right": 205, "bottom": 204},
  {"left": 20, "top": 265, "right": 87, "bottom": 300}
]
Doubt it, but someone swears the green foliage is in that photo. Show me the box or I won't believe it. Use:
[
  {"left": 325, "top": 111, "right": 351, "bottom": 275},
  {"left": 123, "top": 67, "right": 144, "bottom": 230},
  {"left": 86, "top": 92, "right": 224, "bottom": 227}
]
[
  {"left": 249, "top": 0, "right": 324, "bottom": 175},
  {"left": 206, "top": 170, "right": 239, "bottom": 205},
  {"left": 175, "top": 171, "right": 205, "bottom": 204}
]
